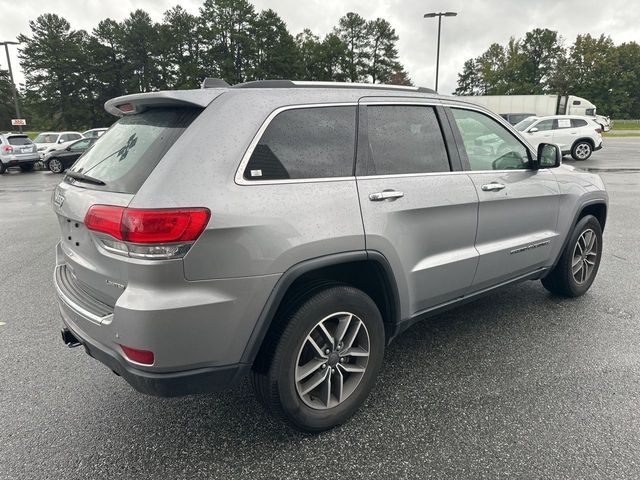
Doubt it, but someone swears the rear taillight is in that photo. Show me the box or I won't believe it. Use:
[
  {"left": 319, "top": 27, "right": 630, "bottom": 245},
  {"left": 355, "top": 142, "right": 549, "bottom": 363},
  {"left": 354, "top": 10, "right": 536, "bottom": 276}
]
[
  {"left": 119, "top": 344, "right": 154, "bottom": 365},
  {"left": 84, "top": 205, "right": 210, "bottom": 259},
  {"left": 595, "top": 127, "right": 602, "bottom": 134},
  {"left": 1, "top": 145, "right": 13, "bottom": 153}
]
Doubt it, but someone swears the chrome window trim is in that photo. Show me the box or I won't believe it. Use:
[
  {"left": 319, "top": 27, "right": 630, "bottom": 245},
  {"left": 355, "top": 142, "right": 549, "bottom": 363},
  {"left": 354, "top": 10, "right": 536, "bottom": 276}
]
[{"left": 234, "top": 102, "right": 358, "bottom": 186}]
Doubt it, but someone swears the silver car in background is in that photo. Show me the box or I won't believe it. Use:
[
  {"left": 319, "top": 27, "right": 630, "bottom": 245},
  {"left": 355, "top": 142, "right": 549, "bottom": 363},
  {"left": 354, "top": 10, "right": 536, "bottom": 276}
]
[
  {"left": 0, "top": 133, "right": 39, "bottom": 173},
  {"left": 53, "top": 80, "right": 608, "bottom": 432}
]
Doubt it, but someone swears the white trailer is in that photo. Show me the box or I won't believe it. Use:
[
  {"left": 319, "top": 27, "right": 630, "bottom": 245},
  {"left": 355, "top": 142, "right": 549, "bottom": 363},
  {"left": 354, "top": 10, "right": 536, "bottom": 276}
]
[{"left": 459, "top": 94, "right": 610, "bottom": 130}]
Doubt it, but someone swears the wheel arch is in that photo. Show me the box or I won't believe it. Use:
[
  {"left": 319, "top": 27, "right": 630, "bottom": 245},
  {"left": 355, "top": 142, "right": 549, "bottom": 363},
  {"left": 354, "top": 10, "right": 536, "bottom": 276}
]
[
  {"left": 572, "top": 137, "right": 595, "bottom": 150},
  {"left": 242, "top": 251, "right": 401, "bottom": 369}
]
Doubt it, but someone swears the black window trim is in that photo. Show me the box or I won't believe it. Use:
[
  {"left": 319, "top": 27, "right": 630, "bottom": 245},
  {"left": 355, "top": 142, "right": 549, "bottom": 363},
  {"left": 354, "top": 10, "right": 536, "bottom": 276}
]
[
  {"left": 355, "top": 99, "right": 463, "bottom": 179},
  {"left": 235, "top": 102, "right": 359, "bottom": 185},
  {"left": 442, "top": 103, "right": 537, "bottom": 173}
]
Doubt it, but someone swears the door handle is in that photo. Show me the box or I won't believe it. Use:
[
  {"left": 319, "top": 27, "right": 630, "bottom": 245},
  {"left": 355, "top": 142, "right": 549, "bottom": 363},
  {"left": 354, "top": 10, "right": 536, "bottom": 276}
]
[
  {"left": 369, "top": 190, "right": 404, "bottom": 201},
  {"left": 481, "top": 182, "right": 506, "bottom": 192}
]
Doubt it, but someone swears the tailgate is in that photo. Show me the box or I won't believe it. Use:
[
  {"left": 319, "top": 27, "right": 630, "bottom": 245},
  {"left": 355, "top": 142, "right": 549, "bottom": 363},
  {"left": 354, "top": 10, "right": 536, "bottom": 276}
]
[{"left": 53, "top": 181, "right": 133, "bottom": 306}]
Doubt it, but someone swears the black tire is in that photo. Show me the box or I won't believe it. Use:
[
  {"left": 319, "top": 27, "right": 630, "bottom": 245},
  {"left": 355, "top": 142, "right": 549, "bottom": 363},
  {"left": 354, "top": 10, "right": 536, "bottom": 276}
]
[
  {"left": 0, "top": 163, "right": 6, "bottom": 174},
  {"left": 251, "top": 285, "right": 385, "bottom": 432},
  {"left": 571, "top": 140, "right": 593, "bottom": 161},
  {"left": 19, "top": 163, "right": 34, "bottom": 172},
  {"left": 541, "top": 215, "right": 602, "bottom": 297}
]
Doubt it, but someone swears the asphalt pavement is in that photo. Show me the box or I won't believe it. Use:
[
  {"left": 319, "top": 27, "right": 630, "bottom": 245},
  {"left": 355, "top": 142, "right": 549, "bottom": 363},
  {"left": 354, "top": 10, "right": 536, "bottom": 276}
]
[{"left": 1, "top": 138, "right": 639, "bottom": 479}]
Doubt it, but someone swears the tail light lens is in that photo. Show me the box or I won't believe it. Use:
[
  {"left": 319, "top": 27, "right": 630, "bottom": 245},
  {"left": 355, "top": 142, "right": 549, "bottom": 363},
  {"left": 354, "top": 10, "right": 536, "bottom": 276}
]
[
  {"left": 595, "top": 127, "right": 602, "bottom": 134},
  {"left": 84, "top": 205, "right": 210, "bottom": 259},
  {"left": 1, "top": 145, "right": 13, "bottom": 153},
  {"left": 119, "top": 344, "right": 154, "bottom": 365}
]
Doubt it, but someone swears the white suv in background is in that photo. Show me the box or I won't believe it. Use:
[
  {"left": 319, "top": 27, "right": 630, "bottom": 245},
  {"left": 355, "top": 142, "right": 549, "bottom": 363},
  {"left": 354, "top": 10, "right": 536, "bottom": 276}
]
[
  {"left": 33, "top": 131, "right": 84, "bottom": 158},
  {"left": 515, "top": 115, "right": 603, "bottom": 160}
]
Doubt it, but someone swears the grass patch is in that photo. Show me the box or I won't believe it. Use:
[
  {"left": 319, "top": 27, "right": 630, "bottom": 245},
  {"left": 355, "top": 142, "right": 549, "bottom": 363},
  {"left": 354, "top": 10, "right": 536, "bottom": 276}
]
[
  {"left": 611, "top": 120, "right": 640, "bottom": 130},
  {"left": 603, "top": 132, "right": 640, "bottom": 137}
]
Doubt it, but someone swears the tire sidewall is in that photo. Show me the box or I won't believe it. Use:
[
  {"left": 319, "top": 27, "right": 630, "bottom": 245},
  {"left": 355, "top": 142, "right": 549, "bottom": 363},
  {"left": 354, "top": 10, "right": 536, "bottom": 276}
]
[
  {"left": 562, "top": 215, "right": 603, "bottom": 296},
  {"left": 273, "top": 286, "right": 385, "bottom": 432}
]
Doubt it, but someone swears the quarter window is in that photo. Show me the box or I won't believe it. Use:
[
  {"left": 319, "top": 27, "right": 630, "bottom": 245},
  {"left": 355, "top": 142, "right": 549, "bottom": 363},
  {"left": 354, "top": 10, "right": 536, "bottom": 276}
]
[
  {"left": 243, "top": 106, "right": 356, "bottom": 181},
  {"left": 364, "top": 105, "right": 450, "bottom": 175},
  {"left": 571, "top": 119, "right": 588, "bottom": 128},
  {"left": 452, "top": 108, "right": 530, "bottom": 171}
]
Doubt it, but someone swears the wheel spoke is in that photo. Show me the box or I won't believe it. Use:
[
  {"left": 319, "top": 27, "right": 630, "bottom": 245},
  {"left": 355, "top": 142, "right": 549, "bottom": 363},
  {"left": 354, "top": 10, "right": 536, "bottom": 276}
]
[
  {"left": 337, "top": 363, "right": 366, "bottom": 374},
  {"left": 307, "top": 336, "right": 328, "bottom": 359},
  {"left": 296, "top": 358, "right": 326, "bottom": 382},
  {"left": 318, "top": 323, "right": 335, "bottom": 349},
  {"left": 341, "top": 319, "right": 362, "bottom": 352},
  {"left": 334, "top": 314, "right": 353, "bottom": 346},
  {"left": 572, "top": 255, "right": 582, "bottom": 268},
  {"left": 333, "top": 368, "right": 344, "bottom": 404},
  {"left": 320, "top": 369, "right": 332, "bottom": 407},
  {"left": 343, "top": 346, "right": 369, "bottom": 358},
  {"left": 572, "top": 260, "right": 583, "bottom": 276},
  {"left": 299, "top": 369, "right": 329, "bottom": 396}
]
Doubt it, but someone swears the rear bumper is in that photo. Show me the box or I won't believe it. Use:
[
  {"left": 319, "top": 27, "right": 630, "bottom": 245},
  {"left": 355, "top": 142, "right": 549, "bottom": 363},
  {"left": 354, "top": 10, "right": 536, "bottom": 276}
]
[
  {"left": 594, "top": 142, "right": 603, "bottom": 151},
  {"left": 60, "top": 321, "right": 250, "bottom": 396},
  {"left": 1, "top": 155, "right": 39, "bottom": 166}
]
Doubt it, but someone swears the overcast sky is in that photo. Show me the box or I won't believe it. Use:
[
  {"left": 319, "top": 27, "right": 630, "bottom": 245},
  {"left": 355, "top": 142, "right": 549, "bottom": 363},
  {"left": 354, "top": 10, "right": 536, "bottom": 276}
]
[{"left": 1, "top": 0, "right": 638, "bottom": 95}]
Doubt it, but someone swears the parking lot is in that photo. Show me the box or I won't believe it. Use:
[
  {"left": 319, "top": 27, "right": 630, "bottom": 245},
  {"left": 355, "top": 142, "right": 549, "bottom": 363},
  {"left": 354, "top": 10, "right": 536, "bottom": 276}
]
[{"left": 1, "top": 137, "right": 639, "bottom": 479}]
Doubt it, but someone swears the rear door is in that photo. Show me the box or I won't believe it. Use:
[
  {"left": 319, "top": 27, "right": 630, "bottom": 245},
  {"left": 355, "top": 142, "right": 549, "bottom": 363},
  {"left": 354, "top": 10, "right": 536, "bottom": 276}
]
[
  {"left": 448, "top": 106, "right": 560, "bottom": 290},
  {"left": 552, "top": 117, "right": 578, "bottom": 151},
  {"left": 355, "top": 99, "right": 479, "bottom": 316}
]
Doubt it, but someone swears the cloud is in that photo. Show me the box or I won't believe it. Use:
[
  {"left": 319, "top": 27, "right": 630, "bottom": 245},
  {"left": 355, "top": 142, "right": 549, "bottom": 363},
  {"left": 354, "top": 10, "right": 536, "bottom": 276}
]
[{"left": 0, "top": 0, "right": 637, "bottom": 95}]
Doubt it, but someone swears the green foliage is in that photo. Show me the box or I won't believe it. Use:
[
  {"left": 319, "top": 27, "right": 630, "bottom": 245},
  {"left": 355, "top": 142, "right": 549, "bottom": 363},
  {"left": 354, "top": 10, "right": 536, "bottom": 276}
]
[
  {"left": 455, "top": 28, "right": 640, "bottom": 118},
  {"left": 0, "top": 69, "right": 15, "bottom": 130},
  {"left": 16, "top": 2, "right": 410, "bottom": 130}
]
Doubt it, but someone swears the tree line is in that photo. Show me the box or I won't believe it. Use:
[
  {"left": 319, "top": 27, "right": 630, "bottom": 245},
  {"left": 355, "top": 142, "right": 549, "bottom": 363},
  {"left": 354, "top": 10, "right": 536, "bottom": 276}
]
[
  {"left": 0, "top": 0, "right": 411, "bottom": 131},
  {"left": 454, "top": 28, "right": 640, "bottom": 119}
]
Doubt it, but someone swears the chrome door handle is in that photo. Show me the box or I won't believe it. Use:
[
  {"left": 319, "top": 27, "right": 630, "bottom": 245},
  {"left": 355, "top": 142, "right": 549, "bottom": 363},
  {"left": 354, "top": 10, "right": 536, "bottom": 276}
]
[
  {"left": 481, "top": 182, "right": 506, "bottom": 192},
  {"left": 369, "top": 190, "right": 404, "bottom": 201}
]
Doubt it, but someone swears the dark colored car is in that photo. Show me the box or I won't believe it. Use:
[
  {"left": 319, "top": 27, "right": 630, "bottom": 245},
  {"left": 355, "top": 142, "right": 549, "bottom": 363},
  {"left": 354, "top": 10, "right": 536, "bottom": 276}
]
[{"left": 44, "top": 137, "right": 97, "bottom": 173}]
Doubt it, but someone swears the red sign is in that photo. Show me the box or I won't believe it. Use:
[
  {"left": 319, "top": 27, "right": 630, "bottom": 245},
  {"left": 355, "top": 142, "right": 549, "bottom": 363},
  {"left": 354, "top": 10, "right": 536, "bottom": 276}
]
[{"left": 11, "top": 119, "right": 26, "bottom": 126}]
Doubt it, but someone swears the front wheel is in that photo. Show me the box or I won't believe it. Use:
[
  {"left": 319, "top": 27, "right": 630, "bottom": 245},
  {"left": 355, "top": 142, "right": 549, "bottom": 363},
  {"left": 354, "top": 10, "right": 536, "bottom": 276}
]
[
  {"left": 48, "top": 158, "right": 64, "bottom": 174},
  {"left": 571, "top": 141, "right": 593, "bottom": 161},
  {"left": 252, "top": 285, "right": 385, "bottom": 432},
  {"left": 541, "top": 215, "right": 602, "bottom": 297}
]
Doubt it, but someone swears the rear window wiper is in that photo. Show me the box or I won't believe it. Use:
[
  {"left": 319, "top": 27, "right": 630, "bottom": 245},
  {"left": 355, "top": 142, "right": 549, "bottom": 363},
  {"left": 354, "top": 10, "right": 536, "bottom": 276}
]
[{"left": 65, "top": 171, "right": 106, "bottom": 186}]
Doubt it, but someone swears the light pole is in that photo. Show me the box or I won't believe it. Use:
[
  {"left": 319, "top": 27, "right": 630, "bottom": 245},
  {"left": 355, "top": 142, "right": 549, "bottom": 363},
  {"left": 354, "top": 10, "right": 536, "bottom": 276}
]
[
  {"left": 0, "top": 40, "right": 22, "bottom": 132},
  {"left": 423, "top": 11, "right": 457, "bottom": 92}
]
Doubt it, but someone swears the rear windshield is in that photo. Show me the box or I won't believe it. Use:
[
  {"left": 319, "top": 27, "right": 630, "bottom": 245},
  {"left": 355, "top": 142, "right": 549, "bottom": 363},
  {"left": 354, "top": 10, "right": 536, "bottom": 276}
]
[
  {"left": 8, "top": 136, "right": 32, "bottom": 146},
  {"left": 67, "top": 107, "right": 201, "bottom": 193},
  {"left": 34, "top": 133, "right": 59, "bottom": 143}
]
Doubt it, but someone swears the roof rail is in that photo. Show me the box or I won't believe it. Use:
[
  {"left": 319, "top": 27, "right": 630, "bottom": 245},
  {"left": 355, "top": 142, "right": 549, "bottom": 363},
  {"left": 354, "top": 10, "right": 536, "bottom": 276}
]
[
  {"left": 201, "top": 78, "right": 230, "bottom": 89},
  {"left": 232, "top": 79, "right": 436, "bottom": 94}
]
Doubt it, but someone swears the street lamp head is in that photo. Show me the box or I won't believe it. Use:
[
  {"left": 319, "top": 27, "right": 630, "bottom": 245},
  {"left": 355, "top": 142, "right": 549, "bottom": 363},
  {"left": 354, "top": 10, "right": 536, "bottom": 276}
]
[
  {"left": 444, "top": 12, "right": 458, "bottom": 17},
  {"left": 424, "top": 12, "right": 458, "bottom": 18},
  {"left": 423, "top": 12, "right": 437, "bottom": 18},
  {"left": 0, "top": 40, "right": 20, "bottom": 45}
]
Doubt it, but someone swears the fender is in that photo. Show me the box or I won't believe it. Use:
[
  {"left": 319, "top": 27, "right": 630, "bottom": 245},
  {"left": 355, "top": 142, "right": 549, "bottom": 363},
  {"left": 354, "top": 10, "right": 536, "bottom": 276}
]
[{"left": 240, "top": 250, "right": 402, "bottom": 364}]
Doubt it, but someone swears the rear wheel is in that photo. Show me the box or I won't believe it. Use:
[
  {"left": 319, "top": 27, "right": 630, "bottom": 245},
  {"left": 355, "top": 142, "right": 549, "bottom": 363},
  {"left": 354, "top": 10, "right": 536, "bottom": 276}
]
[
  {"left": 541, "top": 215, "right": 602, "bottom": 297},
  {"left": 19, "top": 164, "right": 34, "bottom": 172},
  {"left": 48, "top": 158, "right": 64, "bottom": 174},
  {"left": 251, "top": 285, "right": 385, "bottom": 432},
  {"left": 571, "top": 141, "right": 593, "bottom": 161},
  {"left": 0, "top": 163, "right": 6, "bottom": 174}
]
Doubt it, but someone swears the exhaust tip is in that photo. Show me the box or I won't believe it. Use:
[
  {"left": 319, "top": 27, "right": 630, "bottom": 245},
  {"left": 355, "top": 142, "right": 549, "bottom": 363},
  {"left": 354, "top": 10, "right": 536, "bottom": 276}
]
[{"left": 61, "top": 328, "right": 81, "bottom": 348}]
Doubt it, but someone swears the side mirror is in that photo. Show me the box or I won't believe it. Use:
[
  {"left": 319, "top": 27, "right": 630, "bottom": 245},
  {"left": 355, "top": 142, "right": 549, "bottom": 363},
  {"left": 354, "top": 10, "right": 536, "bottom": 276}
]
[
  {"left": 528, "top": 127, "right": 539, "bottom": 133},
  {"left": 537, "top": 143, "right": 562, "bottom": 169},
  {"left": 58, "top": 138, "right": 65, "bottom": 143},
  {"left": 65, "top": 146, "right": 71, "bottom": 151}
]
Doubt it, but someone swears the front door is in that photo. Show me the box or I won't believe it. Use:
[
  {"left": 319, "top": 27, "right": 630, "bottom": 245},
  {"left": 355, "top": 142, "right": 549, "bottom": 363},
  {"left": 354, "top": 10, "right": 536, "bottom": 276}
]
[
  {"left": 356, "top": 101, "right": 479, "bottom": 317},
  {"left": 449, "top": 107, "right": 561, "bottom": 290}
]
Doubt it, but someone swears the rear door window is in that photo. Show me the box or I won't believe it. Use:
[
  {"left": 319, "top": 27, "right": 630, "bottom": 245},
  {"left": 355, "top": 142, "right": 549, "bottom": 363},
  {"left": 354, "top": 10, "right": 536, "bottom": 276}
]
[
  {"left": 571, "top": 119, "right": 588, "bottom": 128},
  {"left": 364, "top": 105, "right": 450, "bottom": 175},
  {"left": 243, "top": 106, "right": 356, "bottom": 181},
  {"left": 68, "top": 107, "right": 201, "bottom": 193}
]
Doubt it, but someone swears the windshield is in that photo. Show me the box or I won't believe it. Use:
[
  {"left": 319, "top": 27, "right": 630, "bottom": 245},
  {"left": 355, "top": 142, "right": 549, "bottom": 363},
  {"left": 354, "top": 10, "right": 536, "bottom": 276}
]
[
  {"left": 514, "top": 118, "right": 538, "bottom": 131},
  {"left": 34, "top": 133, "right": 59, "bottom": 144},
  {"left": 68, "top": 107, "right": 201, "bottom": 193}
]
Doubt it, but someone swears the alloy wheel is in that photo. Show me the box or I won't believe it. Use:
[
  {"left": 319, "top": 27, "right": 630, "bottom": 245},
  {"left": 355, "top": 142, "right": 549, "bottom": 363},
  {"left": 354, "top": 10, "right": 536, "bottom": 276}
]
[
  {"left": 295, "top": 311, "right": 370, "bottom": 410},
  {"left": 49, "top": 159, "right": 63, "bottom": 173},
  {"left": 575, "top": 143, "right": 591, "bottom": 160},
  {"left": 572, "top": 228, "right": 598, "bottom": 284}
]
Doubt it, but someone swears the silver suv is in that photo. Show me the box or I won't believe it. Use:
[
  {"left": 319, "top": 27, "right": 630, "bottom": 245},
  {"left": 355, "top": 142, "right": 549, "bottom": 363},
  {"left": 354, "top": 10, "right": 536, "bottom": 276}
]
[
  {"left": 53, "top": 81, "right": 608, "bottom": 432},
  {"left": 0, "top": 132, "right": 39, "bottom": 173}
]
